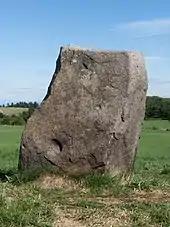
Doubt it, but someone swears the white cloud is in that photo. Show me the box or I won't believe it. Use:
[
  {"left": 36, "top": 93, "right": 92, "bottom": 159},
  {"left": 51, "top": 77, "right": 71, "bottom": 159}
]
[
  {"left": 145, "top": 56, "right": 170, "bottom": 61},
  {"left": 110, "top": 18, "right": 170, "bottom": 38},
  {"left": 117, "top": 19, "right": 170, "bottom": 29}
]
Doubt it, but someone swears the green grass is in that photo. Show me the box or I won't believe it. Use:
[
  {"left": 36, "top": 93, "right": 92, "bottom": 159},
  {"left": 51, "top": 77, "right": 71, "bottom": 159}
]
[
  {"left": 143, "top": 119, "right": 170, "bottom": 131},
  {"left": 134, "top": 125, "right": 170, "bottom": 190},
  {"left": 0, "top": 126, "right": 23, "bottom": 173},
  {"left": 0, "top": 120, "right": 170, "bottom": 226}
]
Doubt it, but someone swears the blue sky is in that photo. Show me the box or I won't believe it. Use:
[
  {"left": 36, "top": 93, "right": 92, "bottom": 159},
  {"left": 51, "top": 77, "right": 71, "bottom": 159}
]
[{"left": 0, "top": 0, "right": 170, "bottom": 104}]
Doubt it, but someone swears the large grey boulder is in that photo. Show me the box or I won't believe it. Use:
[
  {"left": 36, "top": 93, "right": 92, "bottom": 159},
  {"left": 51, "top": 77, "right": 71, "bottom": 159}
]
[{"left": 19, "top": 46, "right": 148, "bottom": 175}]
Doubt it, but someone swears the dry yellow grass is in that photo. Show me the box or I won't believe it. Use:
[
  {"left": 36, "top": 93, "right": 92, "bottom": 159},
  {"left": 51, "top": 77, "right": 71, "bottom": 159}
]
[
  {"left": 53, "top": 215, "right": 87, "bottom": 227},
  {"left": 35, "top": 174, "right": 170, "bottom": 227},
  {"left": 0, "top": 107, "right": 28, "bottom": 116},
  {"left": 53, "top": 205, "right": 132, "bottom": 227},
  {"left": 133, "top": 189, "right": 170, "bottom": 203},
  {"left": 38, "top": 173, "right": 87, "bottom": 192}
]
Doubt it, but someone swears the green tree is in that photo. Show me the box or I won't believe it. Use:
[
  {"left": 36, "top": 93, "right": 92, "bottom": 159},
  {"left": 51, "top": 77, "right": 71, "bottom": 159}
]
[{"left": 145, "top": 96, "right": 170, "bottom": 120}]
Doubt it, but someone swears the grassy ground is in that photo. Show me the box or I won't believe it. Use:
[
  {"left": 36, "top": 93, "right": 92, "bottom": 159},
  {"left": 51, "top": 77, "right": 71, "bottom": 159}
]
[
  {"left": 0, "top": 107, "right": 28, "bottom": 116},
  {"left": 0, "top": 126, "right": 22, "bottom": 172},
  {"left": 0, "top": 120, "right": 170, "bottom": 226}
]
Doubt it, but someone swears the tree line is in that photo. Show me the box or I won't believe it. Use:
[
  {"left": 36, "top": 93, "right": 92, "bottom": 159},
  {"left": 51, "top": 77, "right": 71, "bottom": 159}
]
[
  {"left": 145, "top": 96, "right": 170, "bottom": 120},
  {"left": 0, "top": 101, "right": 39, "bottom": 108},
  {"left": 0, "top": 97, "right": 170, "bottom": 126}
]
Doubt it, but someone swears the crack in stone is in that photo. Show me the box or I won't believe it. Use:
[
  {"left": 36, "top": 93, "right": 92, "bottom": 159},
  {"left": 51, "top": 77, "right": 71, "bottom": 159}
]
[
  {"left": 44, "top": 155, "right": 58, "bottom": 166},
  {"left": 83, "top": 62, "right": 88, "bottom": 69},
  {"left": 110, "top": 132, "right": 119, "bottom": 140},
  {"left": 121, "top": 106, "right": 125, "bottom": 122},
  {"left": 83, "top": 53, "right": 113, "bottom": 64}
]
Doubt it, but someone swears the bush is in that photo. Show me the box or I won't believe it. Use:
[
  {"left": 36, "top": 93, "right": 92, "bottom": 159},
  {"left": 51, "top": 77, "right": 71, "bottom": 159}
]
[
  {"left": 152, "top": 126, "right": 159, "bottom": 130},
  {"left": 0, "top": 107, "right": 35, "bottom": 126},
  {"left": 10, "top": 114, "right": 25, "bottom": 126}
]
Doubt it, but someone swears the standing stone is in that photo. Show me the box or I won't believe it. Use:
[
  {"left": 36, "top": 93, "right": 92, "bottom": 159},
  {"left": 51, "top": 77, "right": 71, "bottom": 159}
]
[{"left": 19, "top": 46, "right": 148, "bottom": 175}]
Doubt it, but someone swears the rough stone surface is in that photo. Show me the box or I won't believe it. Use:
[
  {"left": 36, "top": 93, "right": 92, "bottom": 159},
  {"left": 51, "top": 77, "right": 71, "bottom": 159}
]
[{"left": 19, "top": 46, "right": 148, "bottom": 175}]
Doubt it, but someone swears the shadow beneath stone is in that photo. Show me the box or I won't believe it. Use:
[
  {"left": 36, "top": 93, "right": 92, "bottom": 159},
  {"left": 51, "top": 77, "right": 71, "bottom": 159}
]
[{"left": 0, "top": 170, "right": 16, "bottom": 182}]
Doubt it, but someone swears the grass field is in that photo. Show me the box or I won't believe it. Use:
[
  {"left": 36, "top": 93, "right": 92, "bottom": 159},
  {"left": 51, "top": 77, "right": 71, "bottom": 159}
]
[
  {"left": 0, "top": 120, "right": 170, "bottom": 226},
  {"left": 0, "top": 107, "right": 28, "bottom": 116}
]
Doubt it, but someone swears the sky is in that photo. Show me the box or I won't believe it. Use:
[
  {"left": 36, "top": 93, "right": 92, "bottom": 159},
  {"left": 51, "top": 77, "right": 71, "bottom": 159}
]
[{"left": 0, "top": 0, "right": 170, "bottom": 104}]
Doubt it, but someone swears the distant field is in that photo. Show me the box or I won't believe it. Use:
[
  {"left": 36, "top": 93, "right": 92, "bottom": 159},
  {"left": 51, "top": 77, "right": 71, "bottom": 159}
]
[
  {"left": 0, "top": 120, "right": 170, "bottom": 226},
  {"left": 0, "top": 107, "right": 28, "bottom": 116},
  {"left": 143, "top": 119, "right": 170, "bottom": 130}
]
